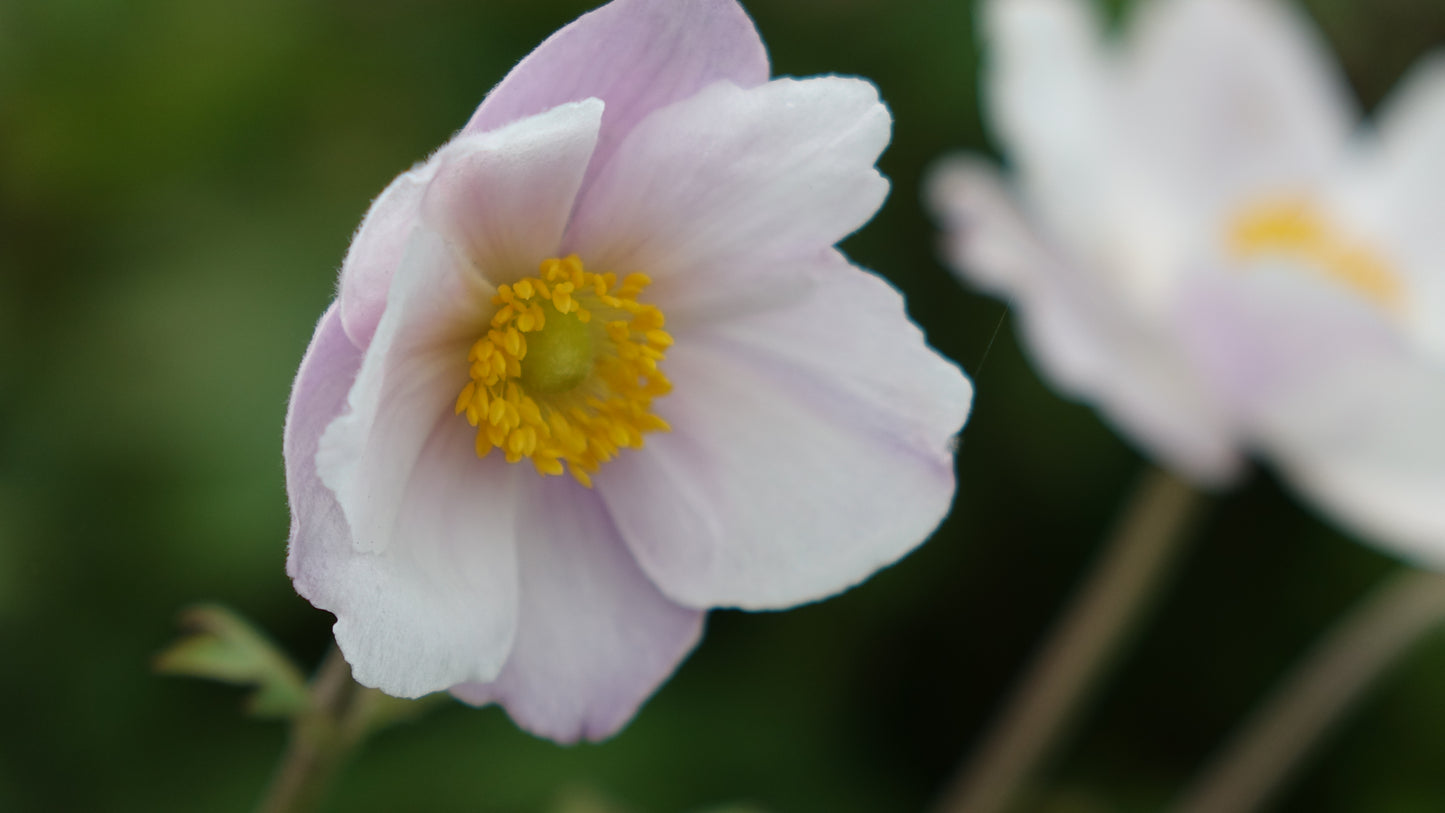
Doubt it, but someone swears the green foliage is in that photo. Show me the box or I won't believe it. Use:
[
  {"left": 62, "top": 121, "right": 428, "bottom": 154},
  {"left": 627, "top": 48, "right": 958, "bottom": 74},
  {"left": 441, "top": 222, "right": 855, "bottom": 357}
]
[{"left": 155, "top": 604, "right": 310, "bottom": 719}]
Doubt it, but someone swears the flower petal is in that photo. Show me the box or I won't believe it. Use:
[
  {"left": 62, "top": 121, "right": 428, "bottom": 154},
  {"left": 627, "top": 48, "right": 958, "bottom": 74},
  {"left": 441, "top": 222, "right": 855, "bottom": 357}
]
[
  {"left": 450, "top": 477, "right": 704, "bottom": 743},
  {"left": 564, "top": 76, "right": 890, "bottom": 305},
  {"left": 337, "top": 164, "right": 436, "bottom": 349},
  {"left": 1123, "top": 0, "right": 1355, "bottom": 208},
  {"left": 982, "top": 0, "right": 1121, "bottom": 253},
  {"left": 335, "top": 98, "right": 602, "bottom": 350},
  {"left": 1172, "top": 265, "right": 1397, "bottom": 420},
  {"left": 598, "top": 258, "right": 970, "bottom": 610},
  {"left": 464, "top": 0, "right": 768, "bottom": 193},
  {"left": 285, "top": 304, "right": 363, "bottom": 587},
  {"left": 421, "top": 99, "right": 603, "bottom": 284},
  {"left": 1263, "top": 358, "right": 1445, "bottom": 568},
  {"left": 928, "top": 156, "right": 1243, "bottom": 484},
  {"left": 1347, "top": 53, "right": 1445, "bottom": 357},
  {"left": 311, "top": 229, "right": 521, "bottom": 696},
  {"left": 1173, "top": 267, "right": 1445, "bottom": 564}
]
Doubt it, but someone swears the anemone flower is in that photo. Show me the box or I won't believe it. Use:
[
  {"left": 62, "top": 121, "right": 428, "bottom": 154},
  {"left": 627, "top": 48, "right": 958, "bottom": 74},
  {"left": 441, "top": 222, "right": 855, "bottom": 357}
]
[
  {"left": 285, "top": 0, "right": 972, "bottom": 743},
  {"left": 930, "top": 0, "right": 1445, "bottom": 564}
]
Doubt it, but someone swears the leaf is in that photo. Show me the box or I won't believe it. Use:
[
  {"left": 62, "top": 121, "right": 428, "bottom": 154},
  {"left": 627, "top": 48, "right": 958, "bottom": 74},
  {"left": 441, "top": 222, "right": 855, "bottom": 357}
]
[{"left": 155, "top": 603, "right": 311, "bottom": 719}]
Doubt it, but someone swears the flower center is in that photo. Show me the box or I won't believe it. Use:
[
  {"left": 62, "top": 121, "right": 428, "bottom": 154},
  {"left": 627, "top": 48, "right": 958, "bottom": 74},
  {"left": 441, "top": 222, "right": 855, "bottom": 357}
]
[
  {"left": 1227, "top": 199, "right": 1403, "bottom": 310},
  {"left": 454, "top": 255, "right": 672, "bottom": 488}
]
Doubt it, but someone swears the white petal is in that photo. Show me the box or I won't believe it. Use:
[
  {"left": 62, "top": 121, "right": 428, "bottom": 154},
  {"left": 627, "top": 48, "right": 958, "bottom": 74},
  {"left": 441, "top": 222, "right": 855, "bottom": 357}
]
[
  {"left": 928, "top": 156, "right": 1243, "bottom": 484},
  {"left": 1123, "top": 0, "right": 1355, "bottom": 208},
  {"left": 1345, "top": 53, "right": 1445, "bottom": 357},
  {"left": 450, "top": 477, "right": 704, "bottom": 743},
  {"left": 312, "top": 230, "right": 520, "bottom": 696},
  {"left": 598, "top": 259, "right": 970, "bottom": 609},
  {"left": 421, "top": 99, "right": 603, "bottom": 283},
  {"left": 1262, "top": 352, "right": 1445, "bottom": 568},
  {"left": 982, "top": 0, "right": 1122, "bottom": 250},
  {"left": 564, "top": 76, "right": 890, "bottom": 303}
]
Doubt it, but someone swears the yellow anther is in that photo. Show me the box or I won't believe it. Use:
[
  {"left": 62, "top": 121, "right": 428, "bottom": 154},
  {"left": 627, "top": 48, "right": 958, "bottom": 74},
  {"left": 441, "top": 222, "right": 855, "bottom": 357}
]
[
  {"left": 553, "top": 286, "right": 575, "bottom": 314},
  {"left": 454, "top": 382, "right": 475, "bottom": 416},
  {"left": 457, "top": 254, "right": 672, "bottom": 486},
  {"left": 1229, "top": 200, "right": 1404, "bottom": 310}
]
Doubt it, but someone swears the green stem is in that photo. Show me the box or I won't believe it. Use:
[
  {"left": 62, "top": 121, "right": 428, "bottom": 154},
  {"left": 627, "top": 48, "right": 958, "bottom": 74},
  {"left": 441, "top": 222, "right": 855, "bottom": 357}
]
[
  {"left": 934, "top": 466, "right": 1208, "bottom": 813},
  {"left": 1173, "top": 568, "right": 1445, "bottom": 813},
  {"left": 256, "top": 647, "right": 370, "bottom": 813}
]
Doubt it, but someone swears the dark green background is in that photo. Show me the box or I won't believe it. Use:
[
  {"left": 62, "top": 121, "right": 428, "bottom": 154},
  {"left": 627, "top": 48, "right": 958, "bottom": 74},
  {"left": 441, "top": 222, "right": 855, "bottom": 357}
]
[{"left": 3, "top": 0, "right": 1444, "bottom": 810}]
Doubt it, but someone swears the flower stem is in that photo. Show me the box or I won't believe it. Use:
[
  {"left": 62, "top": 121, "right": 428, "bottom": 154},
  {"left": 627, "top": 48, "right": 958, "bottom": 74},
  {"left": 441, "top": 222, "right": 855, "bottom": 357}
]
[
  {"left": 256, "top": 647, "right": 369, "bottom": 813},
  {"left": 934, "top": 466, "right": 1207, "bottom": 813},
  {"left": 1173, "top": 567, "right": 1445, "bottom": 813}
]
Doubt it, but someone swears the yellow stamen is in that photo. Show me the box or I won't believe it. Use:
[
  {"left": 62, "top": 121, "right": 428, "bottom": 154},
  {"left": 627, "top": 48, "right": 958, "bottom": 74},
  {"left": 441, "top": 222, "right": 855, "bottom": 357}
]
[
  {"left": 456, "top": 254, "right": 672, "bottom": 487},
  {"left": 1228, "top": 200, "right": 1404, "bottom": 310}
]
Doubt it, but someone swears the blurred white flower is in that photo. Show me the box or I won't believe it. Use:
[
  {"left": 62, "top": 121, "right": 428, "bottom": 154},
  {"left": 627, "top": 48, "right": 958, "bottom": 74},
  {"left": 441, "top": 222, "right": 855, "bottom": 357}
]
[
  {"left": 285, "top": 0, "right": 972, "bottom": 742},
  {"left": 930, "top": 0, "right": 1445, "bottom": 562}
]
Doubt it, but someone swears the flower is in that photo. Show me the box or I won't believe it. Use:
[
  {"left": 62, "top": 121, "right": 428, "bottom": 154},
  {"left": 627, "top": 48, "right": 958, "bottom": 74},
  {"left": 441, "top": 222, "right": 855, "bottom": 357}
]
[
  {"left": 285, "top": 0, "right": 973, "bottom": 743},
  {"left": 930, "top": 0, "right": 1445, "bottom": 563}
]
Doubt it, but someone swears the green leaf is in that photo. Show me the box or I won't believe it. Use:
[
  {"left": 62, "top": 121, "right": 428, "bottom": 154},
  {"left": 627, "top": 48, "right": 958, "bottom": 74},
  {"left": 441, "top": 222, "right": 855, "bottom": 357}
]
[{"left": 155, "top": 603, "right": 310, "bottom": 719}]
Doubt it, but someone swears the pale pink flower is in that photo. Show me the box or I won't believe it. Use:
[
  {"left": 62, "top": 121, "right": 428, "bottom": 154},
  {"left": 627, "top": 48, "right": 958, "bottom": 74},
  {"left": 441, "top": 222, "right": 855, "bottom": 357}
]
[
  {"left": 285, "top": 0, "right": 972, "bottom": 742},
  {"left": 931, "top": 0, "right": 1445, "bottom": 563}
]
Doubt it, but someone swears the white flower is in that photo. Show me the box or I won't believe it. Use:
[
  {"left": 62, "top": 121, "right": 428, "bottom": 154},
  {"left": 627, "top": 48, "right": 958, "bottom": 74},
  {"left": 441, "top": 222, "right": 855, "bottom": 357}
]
[
  {"left": 930, "top": 0, "right": 1445, "bottom": 563},
  {"left": 285, "top": 0, "right": 972, "bottom": 742}
]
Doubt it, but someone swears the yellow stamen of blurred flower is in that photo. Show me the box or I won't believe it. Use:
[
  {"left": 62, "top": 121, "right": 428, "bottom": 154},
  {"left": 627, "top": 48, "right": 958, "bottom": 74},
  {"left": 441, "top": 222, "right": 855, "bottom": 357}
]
[
  {"left": 454, "top": 255, "right": 673, "bottom": 487},
  {"left": 1228, "top": 200, "right": 1403, "bottom": 310}
]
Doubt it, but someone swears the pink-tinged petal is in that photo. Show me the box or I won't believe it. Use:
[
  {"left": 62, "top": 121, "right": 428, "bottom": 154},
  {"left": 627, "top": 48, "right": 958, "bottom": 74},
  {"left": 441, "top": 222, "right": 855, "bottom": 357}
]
[
  {"left": 336, "top": 99, "right": 602, "bottom": 349},
  {"left": 464, "top": 0, "right": 768, "bottom": 194},
  {"left": 318, "top": 229, "right": 490, "bottom": 556},
  {"left": 450, "top": 477, "right": 704, "bottom": 743},
  {"left": 928, "top": 156, "right": 1243, "bottom": 485},
  {"left": 421, "top": 99, "right": 603, "bottom": 285},
  {"left": 310, "top": 230, "right": 521, "bottom": 696},
  {"left": 598, "top": 260, "right": 970, "bottom": 610},
  {"left": 1123, "top": 0, "right": 1355, "bottom": 209},
  {"left": 1172, "top": 268, "right": 1445, "bottom": 563},
  {"left": 338, "top": 163, "right": 436, "bottom": 350},
  {"left": 565, "top": 76, "right": 890, "bottom": 303},
  {"left": 285, "top": 304, "right": 363, "bottom": 584},
  {"left": 1173, "top": 267, "right": 1397, "bottom": 420}
]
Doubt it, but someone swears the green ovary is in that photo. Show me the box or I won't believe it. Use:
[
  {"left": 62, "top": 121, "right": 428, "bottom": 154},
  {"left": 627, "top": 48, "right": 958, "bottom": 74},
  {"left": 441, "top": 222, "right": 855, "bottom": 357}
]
[{"left": 520, "top": 308, "right": 595, "bottom": 394}]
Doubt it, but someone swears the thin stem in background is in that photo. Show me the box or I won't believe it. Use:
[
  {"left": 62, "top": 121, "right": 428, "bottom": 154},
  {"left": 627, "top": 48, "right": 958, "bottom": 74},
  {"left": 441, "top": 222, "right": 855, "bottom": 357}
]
[
  {"left": 934, "top": 466, "right": 1208, "bottom": 813},
  {"left": 1173, "top": 568, "right": 1445, "bottom": 813},
  {"left": 257, "top": 646, "right": 368, "bottom": 813}
]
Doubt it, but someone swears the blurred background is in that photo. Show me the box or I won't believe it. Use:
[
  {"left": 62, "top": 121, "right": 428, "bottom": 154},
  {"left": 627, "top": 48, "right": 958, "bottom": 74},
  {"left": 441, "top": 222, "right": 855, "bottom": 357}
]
[{"left": 3, "top": 0, "right": 1445, "bottom": 810}]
